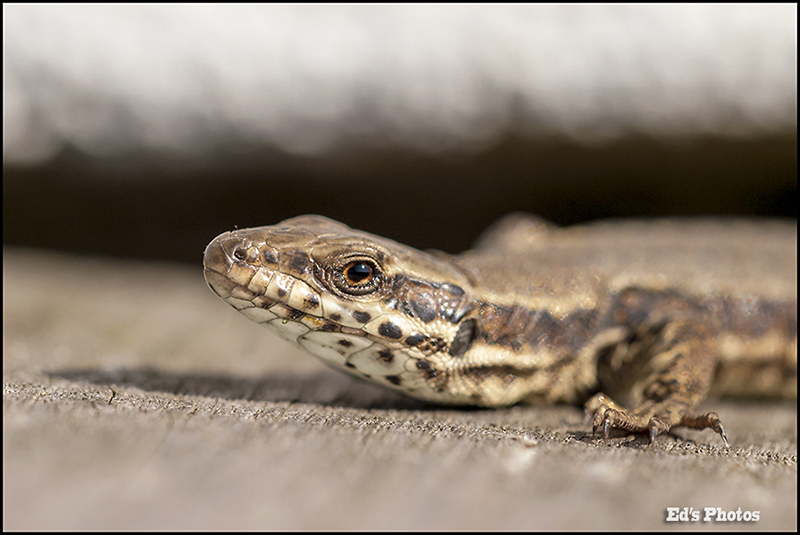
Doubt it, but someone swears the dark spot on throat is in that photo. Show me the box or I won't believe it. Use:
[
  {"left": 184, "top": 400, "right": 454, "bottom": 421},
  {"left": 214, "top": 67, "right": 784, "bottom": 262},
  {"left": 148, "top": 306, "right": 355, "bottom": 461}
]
[
  {"left": 385, "top": 375, "right": 402, "bottom": 385},
  {"left": 318, "top": 322, "right": 338, "bottom": 332},
  {"left": 378, "top": 321, "right": 403, "bottom": 339},
  {"left": 337, "top": 339, "right": 353, "bottom": 347},
  {"left": 286, "top": 308, "right": 305, "bottom": 320},
  {"left": 377, "top": 349, "right": 394, "bottom": 363},
  {"left": 352, "top": 310, "right": 372, "bottom": 324},
  {"left": 415, "top": 359, "right": 437, "bottom": 379},
  {"left": 330, "top": 313, "right": 342, "bottom": 322}
]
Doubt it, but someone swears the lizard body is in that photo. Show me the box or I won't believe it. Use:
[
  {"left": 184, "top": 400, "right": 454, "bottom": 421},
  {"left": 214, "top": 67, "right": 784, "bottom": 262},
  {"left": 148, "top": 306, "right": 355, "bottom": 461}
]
[{"left": 203, "top": 214, "right": 796, "bottom": 445}]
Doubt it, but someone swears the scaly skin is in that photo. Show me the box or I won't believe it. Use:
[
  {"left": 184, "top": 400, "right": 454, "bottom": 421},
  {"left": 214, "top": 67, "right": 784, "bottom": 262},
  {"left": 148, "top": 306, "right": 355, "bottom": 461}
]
[{"left": 203, "top": 214, "right": 797, "bottom": 446}]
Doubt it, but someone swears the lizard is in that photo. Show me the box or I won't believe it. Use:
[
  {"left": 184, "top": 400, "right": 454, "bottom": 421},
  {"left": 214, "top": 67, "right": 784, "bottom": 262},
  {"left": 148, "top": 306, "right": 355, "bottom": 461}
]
[{"left": 203, "top": 214, "right": 797, "bottom": 446}]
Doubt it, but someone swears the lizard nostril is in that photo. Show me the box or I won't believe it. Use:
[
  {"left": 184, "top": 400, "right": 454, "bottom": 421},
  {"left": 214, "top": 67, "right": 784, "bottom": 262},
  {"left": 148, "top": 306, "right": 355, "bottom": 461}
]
[{"left": 232, "top": 246, "right": 247, "bottom": 261}]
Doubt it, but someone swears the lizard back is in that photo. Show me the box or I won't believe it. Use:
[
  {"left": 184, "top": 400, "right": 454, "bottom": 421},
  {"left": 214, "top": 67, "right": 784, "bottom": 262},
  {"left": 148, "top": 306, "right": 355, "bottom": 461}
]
[{"left": 458, "top": 214, "right": 797, "bottom": 400}]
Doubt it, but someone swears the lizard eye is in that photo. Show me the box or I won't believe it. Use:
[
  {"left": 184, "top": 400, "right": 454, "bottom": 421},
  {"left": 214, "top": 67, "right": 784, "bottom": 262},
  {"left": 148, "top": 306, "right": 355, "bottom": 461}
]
[
  {"left": 344, "top": 261, "right": 374, "bottom": 285},
  {"left": 329, "top": 257, "right": 385, "bottom": 296}
]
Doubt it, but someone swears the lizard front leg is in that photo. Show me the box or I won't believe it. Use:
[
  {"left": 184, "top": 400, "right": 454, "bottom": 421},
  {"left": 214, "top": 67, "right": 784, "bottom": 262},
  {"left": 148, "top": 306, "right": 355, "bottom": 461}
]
[{"left": 586, "top": 317, "right": 729, "bottom": 447}]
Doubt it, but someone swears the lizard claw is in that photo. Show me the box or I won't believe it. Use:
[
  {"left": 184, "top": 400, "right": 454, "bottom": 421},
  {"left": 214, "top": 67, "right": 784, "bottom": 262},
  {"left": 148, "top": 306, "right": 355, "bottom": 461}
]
[
  {"left": 647, "top": 417, "right": 670, "bottom": 445},
  {"left": 712, "top": 419, "right": 730, "bottom": 448},
  {"left": 591, "top": 406, "right": 628, "bottom": 441},
  {"left": 590, "top": 403, "right": 611, "bottom": 438},
  {"left": 602, "top": 412, "right": 613, "bottom": 440}
]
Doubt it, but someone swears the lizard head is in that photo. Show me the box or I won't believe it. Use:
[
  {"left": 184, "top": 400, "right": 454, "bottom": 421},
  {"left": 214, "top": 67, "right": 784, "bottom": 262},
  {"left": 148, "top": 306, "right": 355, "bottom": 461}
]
[{"left": 203, "top": 215, "right": 480, "bottom": 402}]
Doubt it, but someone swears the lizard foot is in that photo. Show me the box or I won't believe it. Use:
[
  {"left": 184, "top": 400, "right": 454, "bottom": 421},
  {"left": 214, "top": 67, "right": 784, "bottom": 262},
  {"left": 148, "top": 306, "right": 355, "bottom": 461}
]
[
  {"left": 585, "top": 393, "right": 729, "bottom": 447},
  {"left": 586, "top": 393, "right": 651, "bottom": 440}
]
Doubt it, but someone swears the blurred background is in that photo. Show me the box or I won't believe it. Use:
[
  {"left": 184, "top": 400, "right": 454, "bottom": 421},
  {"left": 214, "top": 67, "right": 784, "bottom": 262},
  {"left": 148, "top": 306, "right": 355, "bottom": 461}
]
[{"left": 4, "top": 4, "right": 796, "bottom": 261}]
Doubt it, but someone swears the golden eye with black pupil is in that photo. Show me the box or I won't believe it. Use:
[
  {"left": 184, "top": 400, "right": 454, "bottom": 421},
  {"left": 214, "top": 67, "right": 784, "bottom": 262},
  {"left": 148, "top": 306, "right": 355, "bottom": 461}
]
[
  {"left": 329, "top": 258, "right": 385, "bottom": 296},
  {"left": 344, "top": 262, "right": 373, "bottom": 285}
]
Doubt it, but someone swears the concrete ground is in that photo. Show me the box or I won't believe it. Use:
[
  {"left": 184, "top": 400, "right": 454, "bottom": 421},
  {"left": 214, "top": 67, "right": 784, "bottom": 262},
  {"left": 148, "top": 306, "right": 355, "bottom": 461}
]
[{"left": 3, "top": 248, "right": 796, "bottom": 530}]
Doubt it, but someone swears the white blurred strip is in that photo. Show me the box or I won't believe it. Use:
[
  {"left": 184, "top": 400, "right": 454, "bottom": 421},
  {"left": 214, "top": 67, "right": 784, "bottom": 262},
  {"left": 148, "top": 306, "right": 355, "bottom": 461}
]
[{"left": 3, "top": 5, "right": 797, "bottom": 165}]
